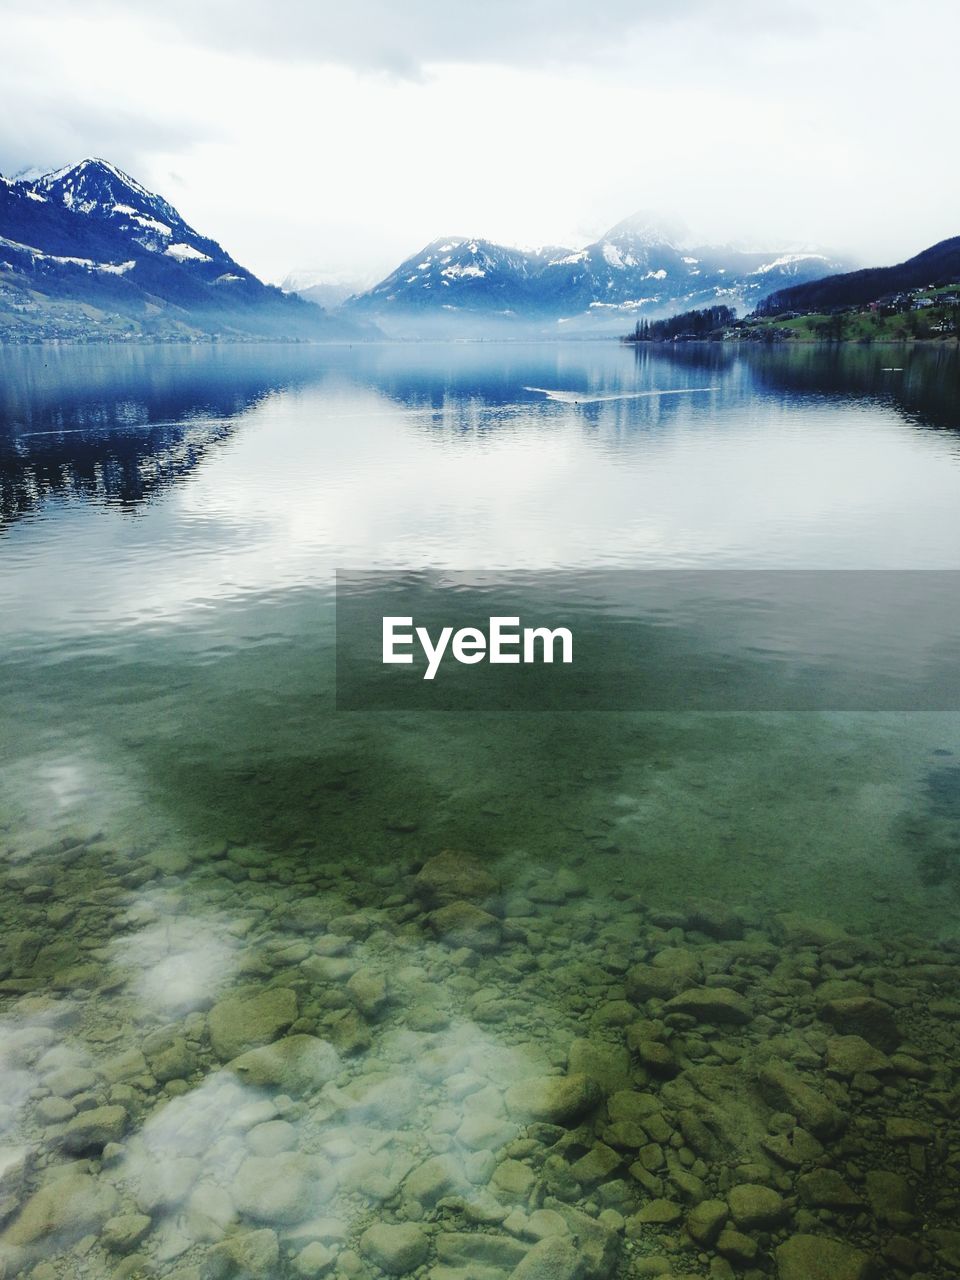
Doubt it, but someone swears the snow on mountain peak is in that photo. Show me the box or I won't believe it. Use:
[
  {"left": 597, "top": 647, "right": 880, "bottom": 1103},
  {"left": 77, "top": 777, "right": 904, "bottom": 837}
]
[
  {"left": 0, "top": 157, "right": 369, "bottom": 340},
  {"left": 345, "top": 212, "right": 850, "bottom": 335},
  {"left": 29, "top": 159, "right": 184, "bottom": 234},
  {"left": 748, "top": 251, "right": 831, "bottom": 276},
  {"left": 37, "top": 158, "right": 152, "bottom": 201},
  {"left": 19, "top": 158, "right": 225, "bottom": 263},
  {"left": 600, "top": 209, "right": 691, "bottom": 250}
]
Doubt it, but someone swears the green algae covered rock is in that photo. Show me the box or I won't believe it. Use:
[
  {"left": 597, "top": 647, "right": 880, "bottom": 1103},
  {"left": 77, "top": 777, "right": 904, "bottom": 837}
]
[
  {"left": 358, "top": 1222, "right": 429, "bottom": 1274},
  {"left": 226, "top": 1034, "right": 340, "bottom": 1094},
  {"left": 505, "top": 1073, "right": 603, "bottom": 1125},
  {"left": 775, "top": 1233, "right": 874, "bottom": 1280},
  {"left": 208, "top": 988, "right": 298, "bottom": 1061}
]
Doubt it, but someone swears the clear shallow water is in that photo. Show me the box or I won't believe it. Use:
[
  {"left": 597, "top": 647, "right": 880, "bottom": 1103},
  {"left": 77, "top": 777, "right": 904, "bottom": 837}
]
[{"left": 1, "top": 340, "right": 960, "bottom": 1278}]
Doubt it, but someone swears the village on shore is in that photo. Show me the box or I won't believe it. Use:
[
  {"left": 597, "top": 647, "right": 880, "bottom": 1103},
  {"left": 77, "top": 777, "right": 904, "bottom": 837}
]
[{"left": 625, "top": 287, "right": 960, "bottom": 346}]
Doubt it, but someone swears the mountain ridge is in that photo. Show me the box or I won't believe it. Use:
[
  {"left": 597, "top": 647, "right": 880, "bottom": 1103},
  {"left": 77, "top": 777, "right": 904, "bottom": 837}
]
[
  {"left": 0, "top": 159, "right": 371, "bottom": 342},
  {"left": 341, "top": 216, "right": 849, "bottom": 336},
  {"left": 757, "top": 236, "right": 960, "bottom": 314}
]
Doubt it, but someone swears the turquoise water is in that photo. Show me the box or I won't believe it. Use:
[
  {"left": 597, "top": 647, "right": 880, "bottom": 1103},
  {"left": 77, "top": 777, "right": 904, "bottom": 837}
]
[{"left": 1, "top": 340, "right": 959, "bottom": 1278}]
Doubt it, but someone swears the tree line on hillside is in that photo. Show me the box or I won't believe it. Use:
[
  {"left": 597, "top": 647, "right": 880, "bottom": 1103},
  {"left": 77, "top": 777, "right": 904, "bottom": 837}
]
[
  {"left": 624, "top": 305, "right": 736, "bottom": 343},
  {"left": 757, "top": 236, "right": 960, "bottom": 314}
]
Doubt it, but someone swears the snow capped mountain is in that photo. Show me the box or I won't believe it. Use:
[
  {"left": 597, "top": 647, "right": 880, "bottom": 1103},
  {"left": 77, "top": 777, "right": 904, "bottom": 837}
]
[
  {"left": 35, "top": 160, "right": 182, "bottom": 226},
  {"left": 345, "top": 213, "right": 848, "bottom": 335},
  {"left": 354, "top": 237, "right": 538, "bottom": 316},
  {"left": 281, "top": 267, "right": 376, "bottom": 310},
  {"left": 597, "top": 209, "right": 692, "bottom": 253},
  {"left": 22, "top": 159, "right": 232, "bottom": 268},
  {"left": 0, "top": 159, "right": 371, "bottom": 342}
]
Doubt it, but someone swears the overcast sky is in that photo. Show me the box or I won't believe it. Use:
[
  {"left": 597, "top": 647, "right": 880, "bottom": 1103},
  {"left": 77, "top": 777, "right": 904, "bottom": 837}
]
[{"left": 2, "top": 1, "right": 957, "bottom": 285}]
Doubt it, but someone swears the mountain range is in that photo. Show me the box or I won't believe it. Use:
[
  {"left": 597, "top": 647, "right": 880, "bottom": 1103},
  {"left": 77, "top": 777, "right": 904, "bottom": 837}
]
[
  {"left": 335, "top": 214, "right": 849, "bottom": 336},
  {"left": 1, "top": 157, "right": 897, "bottom": 344},
  {"left": 0, "top": 159, "right": 369, "bottom": 342}
]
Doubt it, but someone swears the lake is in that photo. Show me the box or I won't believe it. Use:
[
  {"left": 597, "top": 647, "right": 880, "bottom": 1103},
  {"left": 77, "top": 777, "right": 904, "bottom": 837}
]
[{"left": 1, "top": 340, "right": 959, "bottom": 1277}]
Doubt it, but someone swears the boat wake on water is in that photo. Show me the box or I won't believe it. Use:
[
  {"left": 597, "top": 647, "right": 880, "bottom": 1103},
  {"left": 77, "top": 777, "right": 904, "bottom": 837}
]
[{"left": 524, "top": 385, "right": 719, "bottom": 404}]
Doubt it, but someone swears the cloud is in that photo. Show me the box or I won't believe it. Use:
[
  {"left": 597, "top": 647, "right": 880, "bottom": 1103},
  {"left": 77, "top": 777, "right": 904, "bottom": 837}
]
[
  {"left": 1, "top": 0, "right": 957, "bottom": 279},
  {"left": 4, "top": 0, "right": 819, "bottom": 76},
  {"left": 0, "top": 116, "right": 196, "bottom": 184},
  {"left": 0, "top": 83, "right": 205, "bottom": 181}
]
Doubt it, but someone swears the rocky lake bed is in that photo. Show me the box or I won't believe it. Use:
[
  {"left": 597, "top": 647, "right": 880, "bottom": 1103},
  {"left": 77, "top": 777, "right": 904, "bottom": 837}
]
[{"left": 0, "top": 836, "right": 957, "bottom": 1280}]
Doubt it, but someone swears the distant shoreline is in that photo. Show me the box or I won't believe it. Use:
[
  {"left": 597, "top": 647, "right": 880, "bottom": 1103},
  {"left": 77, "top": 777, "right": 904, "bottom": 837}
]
[
  {"left": 623, "top": 335, "right": 960, "bottom": 347},
  {"left": 2, "top": 333, "right": 959, "bottom": 350}
]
